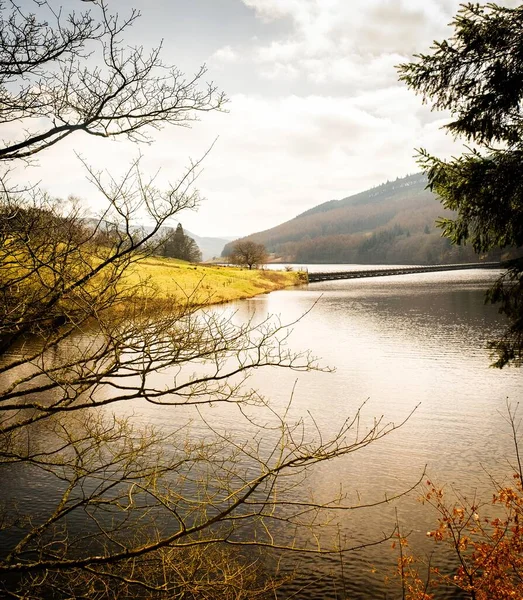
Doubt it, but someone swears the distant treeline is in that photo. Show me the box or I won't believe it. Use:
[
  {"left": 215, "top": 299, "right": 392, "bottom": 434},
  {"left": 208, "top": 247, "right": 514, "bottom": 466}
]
[
  {"left": 284, "top": 228, "right": 479, "bottom": 264},
  {"left": 285, "top": 226, "right": 484, "bottom": 264}
]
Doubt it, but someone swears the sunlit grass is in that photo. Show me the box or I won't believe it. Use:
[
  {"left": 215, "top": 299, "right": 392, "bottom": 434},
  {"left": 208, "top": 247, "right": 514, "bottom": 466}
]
[{"left": 127, "top": 256, "right": 306, "bottom": 306}]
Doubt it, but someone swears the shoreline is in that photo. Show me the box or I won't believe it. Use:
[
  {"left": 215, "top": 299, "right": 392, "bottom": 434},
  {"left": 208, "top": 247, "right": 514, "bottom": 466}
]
[{"left": 129, "top": 257, "right": 307, "bottom": 307}]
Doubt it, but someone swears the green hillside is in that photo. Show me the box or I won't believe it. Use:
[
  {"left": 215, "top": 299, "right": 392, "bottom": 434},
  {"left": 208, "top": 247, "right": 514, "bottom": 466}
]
[{"left": 224, "top": 173, "right": 485, "bottom": 264}]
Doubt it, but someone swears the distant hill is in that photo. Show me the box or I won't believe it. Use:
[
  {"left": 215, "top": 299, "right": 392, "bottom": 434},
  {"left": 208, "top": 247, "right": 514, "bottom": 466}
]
[
  {"left": 184, "top": 230, "right": 235, "bottom": 262},
  {"left": 222, "top": 173, "right": 484, "bottom": 265},
  {"left": 83, "top": 217, "right": 232, "bottom": 262}
]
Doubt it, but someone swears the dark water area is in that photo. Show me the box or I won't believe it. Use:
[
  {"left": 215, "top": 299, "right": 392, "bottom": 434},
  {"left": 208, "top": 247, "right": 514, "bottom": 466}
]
[{"left": 1, "top": 268, "right": 521, "bottom": 598}]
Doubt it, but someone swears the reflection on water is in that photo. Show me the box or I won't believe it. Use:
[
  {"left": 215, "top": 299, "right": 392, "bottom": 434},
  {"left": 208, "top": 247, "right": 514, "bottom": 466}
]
[
  {"left": 101, "top": 268, "right": 521, "bottom": 598},
  {"left": 2, "top": 268, "right": 521, "bottom": 598},
  {"left": 212, "top": 269, "right": 521, "bottom": 598}
]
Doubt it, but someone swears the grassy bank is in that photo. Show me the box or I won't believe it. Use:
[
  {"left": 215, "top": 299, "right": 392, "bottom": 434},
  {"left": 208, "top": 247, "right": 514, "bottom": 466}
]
[{"left": 127, "top": 257, "right": 306, "bottom": 306}]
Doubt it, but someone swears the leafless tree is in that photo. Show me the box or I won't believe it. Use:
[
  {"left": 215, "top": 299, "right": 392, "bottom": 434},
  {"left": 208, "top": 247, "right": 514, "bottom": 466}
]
[
  {"left": 0, "top": 2, "right": 419, "bottom": 598},
  {"left": 0, "top": 0, "right": 225, "bottom": 161},
  {"left": 229, "top": 240, "right": 269, "bottom": 270}
]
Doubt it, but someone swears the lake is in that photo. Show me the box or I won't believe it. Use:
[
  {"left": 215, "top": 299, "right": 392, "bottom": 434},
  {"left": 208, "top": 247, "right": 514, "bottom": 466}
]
[
  {"left": 208, "top": 267, "right": 522, "bottom": 598},
  {"left": 1, "top": 266, "right": 521, "bottom": 598}
]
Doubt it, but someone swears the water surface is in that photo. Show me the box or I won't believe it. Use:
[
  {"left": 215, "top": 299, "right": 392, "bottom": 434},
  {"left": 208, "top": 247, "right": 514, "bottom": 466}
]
[
  {"left": 211, "top": 268, "right": 521, "bottom": 598},
  {"left": 2, "top": 267, "right": 521, "bottom": 598}
]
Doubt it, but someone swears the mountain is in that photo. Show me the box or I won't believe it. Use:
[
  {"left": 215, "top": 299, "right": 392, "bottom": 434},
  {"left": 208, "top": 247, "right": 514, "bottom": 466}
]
[
  {"left": 222, "top": 173, "right": 483, "bottom": 265},
  {"left": 183, "top": 230, "right": 236, "bottom": 262}
]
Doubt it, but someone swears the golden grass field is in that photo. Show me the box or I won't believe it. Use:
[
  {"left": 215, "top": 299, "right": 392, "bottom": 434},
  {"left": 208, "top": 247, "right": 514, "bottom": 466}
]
[{"left": 127, "top": 257, "right": 306, "bottom": 306}]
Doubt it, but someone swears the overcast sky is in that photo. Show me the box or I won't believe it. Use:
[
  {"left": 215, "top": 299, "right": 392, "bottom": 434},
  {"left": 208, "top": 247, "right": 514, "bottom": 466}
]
[{"left": 17, "top": 0, "right": 520, "bottom": 238}]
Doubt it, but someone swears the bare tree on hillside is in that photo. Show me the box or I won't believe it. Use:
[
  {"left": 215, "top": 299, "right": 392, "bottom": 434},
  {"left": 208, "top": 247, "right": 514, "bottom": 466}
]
[{"left": 229, "top": 240, "right": 268, "bottom": 269}]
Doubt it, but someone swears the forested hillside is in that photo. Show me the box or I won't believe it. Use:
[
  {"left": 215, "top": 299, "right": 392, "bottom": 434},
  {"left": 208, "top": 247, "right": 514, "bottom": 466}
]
[{"left": 223, "top": 173, "right": 486, "bottom": 264}]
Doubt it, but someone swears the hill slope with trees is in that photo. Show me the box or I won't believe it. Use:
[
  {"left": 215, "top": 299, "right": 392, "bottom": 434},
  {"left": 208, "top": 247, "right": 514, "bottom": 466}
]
[{"left": 223, "top": 173, "right": 487, "bottom": 264}]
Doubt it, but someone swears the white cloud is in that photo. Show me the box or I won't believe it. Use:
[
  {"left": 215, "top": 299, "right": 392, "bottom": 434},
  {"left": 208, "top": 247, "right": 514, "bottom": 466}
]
[
  {"left": 167, "top": 90, "right": 462, "bottom": 235},
  {"left": 231, "top": 1, "right": 444, "bottom": 97},
  {"left": 259, "top": 61, "right": 300, "bottom": 80},
  {"left": 256, "top": 40, "right": 301, "bottom": 63},
  {"left": 240, "top": 0, "right": 523, "bottom": 90},
  {"left": 9, "top": 82, "right": 463, "bottom": 238},
  {"left": 241, "top": 0, "right": 309, "bottom": 22},
  {"left": 9, "top": 0, "right": 517, "bottom": 238},
  {"left": 210, "top": 45, "right": 238, "bottom": 63}
]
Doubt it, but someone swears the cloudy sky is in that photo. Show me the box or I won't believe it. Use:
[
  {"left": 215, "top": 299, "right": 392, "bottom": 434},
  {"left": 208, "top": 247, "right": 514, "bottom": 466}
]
[{"left": 16, "top": 0, "right": 519, "bottom": 238}]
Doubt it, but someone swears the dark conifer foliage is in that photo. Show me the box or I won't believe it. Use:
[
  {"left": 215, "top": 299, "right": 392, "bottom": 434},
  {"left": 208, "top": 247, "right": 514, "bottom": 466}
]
[
  {"left": 161, "top": 223, "right": 202, "bottom": 262},
  {"left": 398, "top": 2, "right": 523, "bottom": 367}
]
